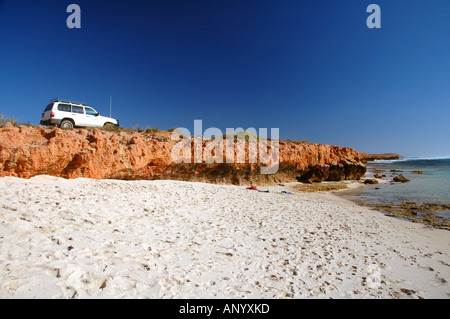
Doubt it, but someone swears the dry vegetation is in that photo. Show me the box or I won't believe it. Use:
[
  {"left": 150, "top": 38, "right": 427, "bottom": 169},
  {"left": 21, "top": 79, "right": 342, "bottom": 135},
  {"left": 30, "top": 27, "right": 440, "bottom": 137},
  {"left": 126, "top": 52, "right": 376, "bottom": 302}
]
[{"left": 293, "top": 181, "right": 350, "bottom": 192}]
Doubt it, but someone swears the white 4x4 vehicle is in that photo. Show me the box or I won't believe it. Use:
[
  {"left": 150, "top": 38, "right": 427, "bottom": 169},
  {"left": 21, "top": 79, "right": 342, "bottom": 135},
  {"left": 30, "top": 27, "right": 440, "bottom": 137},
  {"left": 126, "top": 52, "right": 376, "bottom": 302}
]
[{"left": 40, "top": 99, "right": 119, "bottom": 129}]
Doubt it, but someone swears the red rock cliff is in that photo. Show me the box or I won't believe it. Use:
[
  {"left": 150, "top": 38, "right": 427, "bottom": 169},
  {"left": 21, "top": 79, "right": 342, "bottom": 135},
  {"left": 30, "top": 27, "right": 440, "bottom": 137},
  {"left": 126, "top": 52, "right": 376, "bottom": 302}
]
[{"left": 0, "top": 126, "right": 366, "bottom": 185}]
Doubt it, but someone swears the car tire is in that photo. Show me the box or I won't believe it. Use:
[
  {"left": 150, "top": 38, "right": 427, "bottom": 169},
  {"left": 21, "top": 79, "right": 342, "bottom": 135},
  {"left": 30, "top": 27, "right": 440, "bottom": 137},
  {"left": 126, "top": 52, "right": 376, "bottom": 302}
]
[{"left": 60, "top": 120, "right": 74, "bottom": 129}]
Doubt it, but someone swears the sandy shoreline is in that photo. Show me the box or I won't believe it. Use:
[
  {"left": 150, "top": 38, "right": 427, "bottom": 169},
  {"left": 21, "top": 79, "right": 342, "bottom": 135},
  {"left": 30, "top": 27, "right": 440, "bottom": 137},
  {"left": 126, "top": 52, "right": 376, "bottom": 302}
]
[{"left": 0, "top": 176, "right": 449, "bottom": 298}]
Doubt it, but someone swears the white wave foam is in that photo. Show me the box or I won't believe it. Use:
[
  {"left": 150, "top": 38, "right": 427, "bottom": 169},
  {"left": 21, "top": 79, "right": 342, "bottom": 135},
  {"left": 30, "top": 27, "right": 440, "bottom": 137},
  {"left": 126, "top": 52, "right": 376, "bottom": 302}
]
[{"left": 373, "top": 156, "right": 450, "bottom": 164}]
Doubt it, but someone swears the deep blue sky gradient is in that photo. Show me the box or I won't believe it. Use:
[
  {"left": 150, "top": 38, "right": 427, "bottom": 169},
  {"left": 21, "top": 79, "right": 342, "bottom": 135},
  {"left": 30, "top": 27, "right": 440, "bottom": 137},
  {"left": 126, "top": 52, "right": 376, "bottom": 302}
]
[{"left": 1, "top": 0, "right": 449, "bottom": 157}]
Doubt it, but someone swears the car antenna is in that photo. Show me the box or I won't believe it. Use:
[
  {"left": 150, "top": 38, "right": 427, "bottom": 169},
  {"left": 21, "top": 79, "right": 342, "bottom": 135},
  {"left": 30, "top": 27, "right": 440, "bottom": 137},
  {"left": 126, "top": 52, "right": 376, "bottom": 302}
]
[{"left": 109, "top": 96, "right": 112, "bottom": 118}]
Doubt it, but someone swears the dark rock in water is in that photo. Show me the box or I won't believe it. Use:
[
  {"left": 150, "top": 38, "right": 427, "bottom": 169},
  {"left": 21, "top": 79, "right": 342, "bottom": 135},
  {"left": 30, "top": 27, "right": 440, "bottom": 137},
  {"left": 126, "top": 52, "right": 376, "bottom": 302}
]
[
  {"left": 393, "top": 174, "right": 409, "bottom": 183},
  {"left": 366, "top": 202, "right": 450, "bottom": 230},
  {"left": 373, "top": 174, "right": 383, "bottom": 178},
  {"left": 364, "top": 179, "right": 379, "bottom": 184},
  {"left": 411, "top": 170, "right": 424, "bottom": 174},
  {"left": 390, "top": 169, "right": 403, "bottom": 172}
]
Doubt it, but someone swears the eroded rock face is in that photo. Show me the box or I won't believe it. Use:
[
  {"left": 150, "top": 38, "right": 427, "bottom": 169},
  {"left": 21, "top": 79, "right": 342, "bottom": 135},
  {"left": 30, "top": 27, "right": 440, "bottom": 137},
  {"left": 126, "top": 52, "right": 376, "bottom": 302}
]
[
  {"left": 0, "top": 126, "right": 366, "bottom": 185},
  {"left": 360, "top": 153, "right": 401, "bottom": 161}
]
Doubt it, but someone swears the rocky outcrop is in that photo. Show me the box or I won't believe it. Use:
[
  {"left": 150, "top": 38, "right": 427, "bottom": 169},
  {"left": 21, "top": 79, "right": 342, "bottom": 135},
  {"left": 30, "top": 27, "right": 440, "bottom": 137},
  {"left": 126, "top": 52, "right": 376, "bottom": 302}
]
[
  {"left": 365, "top": 202, "right": 450, "bottom": 230},
  {"left": 361, "top": 153, "right": 400, "bottom": 162},
  {"left": 360, "top": 153, "right": 401, "bottom": 161},
  {"left": 392, "top": 174, "right": 409, "bottom": 183},
  {"left": 0, "top": 126, "right": 366, "bottom": 185},
  {"left": 363, "top": 179, "right": 379, "bottom": 184}
]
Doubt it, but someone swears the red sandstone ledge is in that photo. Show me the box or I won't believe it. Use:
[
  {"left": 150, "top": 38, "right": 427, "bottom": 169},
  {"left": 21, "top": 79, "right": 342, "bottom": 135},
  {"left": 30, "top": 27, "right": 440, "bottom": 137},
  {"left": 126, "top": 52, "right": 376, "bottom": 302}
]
[{"left": 0, "top": 126, "right": 367, "bottom": 185}]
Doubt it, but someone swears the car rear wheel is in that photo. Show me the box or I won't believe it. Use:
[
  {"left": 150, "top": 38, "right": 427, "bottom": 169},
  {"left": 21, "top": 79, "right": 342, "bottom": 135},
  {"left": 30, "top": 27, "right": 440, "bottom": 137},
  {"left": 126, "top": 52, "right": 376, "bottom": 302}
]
[{"left": 60, "top": 120, "right": 74, "bottom": 129}]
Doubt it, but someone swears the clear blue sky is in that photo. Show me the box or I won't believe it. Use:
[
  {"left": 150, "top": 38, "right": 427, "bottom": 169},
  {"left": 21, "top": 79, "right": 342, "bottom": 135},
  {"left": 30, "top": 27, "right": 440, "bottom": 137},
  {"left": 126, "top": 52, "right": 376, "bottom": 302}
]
[{"left": 1, "top": 0, "right": 449, "bottom": 157}]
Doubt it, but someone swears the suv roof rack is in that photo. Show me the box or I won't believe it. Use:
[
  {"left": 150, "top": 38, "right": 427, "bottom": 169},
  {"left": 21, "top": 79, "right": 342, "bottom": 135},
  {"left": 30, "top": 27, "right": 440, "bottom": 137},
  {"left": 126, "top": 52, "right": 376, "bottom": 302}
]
[{"left": 51, "top": 98, "right": 89, "bottom": 106}]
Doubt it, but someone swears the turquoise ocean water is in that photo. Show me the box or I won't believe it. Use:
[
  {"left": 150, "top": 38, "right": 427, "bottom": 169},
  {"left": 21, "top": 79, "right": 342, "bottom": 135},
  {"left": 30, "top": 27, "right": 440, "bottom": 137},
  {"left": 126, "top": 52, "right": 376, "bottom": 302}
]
[{"left": 338, "top": 157, "right": 450, "bottom": 219}]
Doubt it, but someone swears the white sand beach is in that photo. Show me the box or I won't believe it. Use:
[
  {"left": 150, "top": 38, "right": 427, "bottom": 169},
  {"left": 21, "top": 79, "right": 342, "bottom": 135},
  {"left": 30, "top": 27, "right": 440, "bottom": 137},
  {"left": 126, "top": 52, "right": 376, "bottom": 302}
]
[{"left": 0, "top": 176, "right": 449, "bottom": 299}]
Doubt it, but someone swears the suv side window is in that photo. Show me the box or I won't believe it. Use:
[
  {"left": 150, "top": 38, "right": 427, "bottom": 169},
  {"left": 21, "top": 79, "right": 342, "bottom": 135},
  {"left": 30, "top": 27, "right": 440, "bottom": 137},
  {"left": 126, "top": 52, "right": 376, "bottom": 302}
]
[
  {"left": 44, "top": 103, "right": 54, "bottom": 112},
  {"left": 85, "top": 107, "right": 98, "bottom": 116},
  {"left": 72, "top": 105, "right": 84, "bottom": 114},
  {"left": 57, "top": 103, "right": 71, "bottom": 112}
]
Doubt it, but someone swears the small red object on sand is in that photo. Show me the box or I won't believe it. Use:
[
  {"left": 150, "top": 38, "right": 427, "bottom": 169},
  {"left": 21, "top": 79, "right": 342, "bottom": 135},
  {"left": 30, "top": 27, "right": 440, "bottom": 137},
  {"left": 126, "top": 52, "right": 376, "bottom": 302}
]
[{"left": 246, "top": 186, "right": 258, "bottom": 190}]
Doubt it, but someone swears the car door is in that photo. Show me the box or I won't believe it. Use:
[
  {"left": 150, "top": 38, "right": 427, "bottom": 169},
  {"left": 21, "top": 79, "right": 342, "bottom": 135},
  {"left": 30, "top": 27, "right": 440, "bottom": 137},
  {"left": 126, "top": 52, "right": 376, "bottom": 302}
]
[
  {"left": 71, "top": 105, "right": 86, "bottom": 126},
  {"left": 84, "top": 107, "right": 100, "bottom": 127}
]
